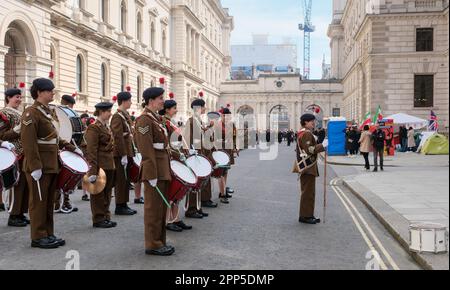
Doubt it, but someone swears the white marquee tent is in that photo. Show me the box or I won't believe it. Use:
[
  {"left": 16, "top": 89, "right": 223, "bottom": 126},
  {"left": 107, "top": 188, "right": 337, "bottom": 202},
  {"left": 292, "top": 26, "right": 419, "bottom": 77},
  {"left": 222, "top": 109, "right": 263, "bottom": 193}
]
[{"left": 386, "top": 113, "right": 428, "bottom": 129}]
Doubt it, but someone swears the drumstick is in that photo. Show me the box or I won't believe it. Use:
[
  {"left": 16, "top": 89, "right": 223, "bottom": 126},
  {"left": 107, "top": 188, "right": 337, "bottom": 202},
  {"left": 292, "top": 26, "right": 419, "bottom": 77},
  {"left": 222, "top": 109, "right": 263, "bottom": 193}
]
[
  {"left": 36, "top": 180, "right": 42, "bottom": 202},
  {"left": 7, "top": 187, "right": 14, "bottom": 214},
  {"left": 149, "top": 181, "right": 171, "bottom": 209}
]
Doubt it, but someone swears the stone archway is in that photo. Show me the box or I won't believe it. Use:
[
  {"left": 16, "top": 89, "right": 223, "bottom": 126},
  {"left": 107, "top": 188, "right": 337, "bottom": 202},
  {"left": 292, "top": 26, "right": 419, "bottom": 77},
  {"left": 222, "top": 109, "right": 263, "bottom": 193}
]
[
  {"left": 269, "top": 104, "right": 290, "bottom": 131},
  {"left": 1, "top": 17, "right": 39, "bottom": 99}
]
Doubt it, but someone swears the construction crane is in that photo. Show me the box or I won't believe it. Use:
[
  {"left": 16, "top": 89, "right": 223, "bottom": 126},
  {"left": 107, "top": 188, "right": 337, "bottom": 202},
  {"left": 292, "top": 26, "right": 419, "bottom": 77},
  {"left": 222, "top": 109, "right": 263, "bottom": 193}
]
[{"left": 298, "top": 0, "right": 315, "bottom": 79}]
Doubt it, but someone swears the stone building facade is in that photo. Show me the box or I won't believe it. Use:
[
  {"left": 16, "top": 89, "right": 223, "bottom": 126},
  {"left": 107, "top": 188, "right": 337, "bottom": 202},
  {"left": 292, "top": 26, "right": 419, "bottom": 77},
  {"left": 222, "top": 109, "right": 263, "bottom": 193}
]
[
  {"left": 328, "top": 0, "right": 449, "bottom": 131},
  {"left": 0, "top": 0, "right": 233, "bottom": 120},
  {"left": 219, "top": 74, "right": 343, "bottom": 132}
]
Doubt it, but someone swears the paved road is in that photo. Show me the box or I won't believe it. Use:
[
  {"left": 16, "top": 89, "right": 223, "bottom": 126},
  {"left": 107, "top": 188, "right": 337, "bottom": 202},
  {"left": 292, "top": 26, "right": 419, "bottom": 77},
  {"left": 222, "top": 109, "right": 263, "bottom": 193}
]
[{"left": 0, "top": 144, "right": 420, "bottom": 270}]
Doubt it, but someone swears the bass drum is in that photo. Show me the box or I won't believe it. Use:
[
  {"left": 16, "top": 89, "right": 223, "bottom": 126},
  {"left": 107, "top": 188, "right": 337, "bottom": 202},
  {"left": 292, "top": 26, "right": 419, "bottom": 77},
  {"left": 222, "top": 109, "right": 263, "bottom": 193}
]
[{"left": 54, "top": 105, "right": 84, "bottom": 145}]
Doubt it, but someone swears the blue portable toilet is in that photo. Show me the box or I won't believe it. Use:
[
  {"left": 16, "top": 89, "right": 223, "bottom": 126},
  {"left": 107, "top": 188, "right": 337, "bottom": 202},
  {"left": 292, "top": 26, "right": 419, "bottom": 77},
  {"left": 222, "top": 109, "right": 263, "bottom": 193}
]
[{"left": 327, "top": 117, "right": 347, "bottom": 156}]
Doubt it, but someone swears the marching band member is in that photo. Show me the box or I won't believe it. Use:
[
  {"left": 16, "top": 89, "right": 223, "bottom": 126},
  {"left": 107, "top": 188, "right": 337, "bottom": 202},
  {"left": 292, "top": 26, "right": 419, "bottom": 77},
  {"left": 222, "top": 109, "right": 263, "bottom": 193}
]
[
  {"left": 131, "top": 115, "right": 144, "bottom": 205},
  {"left": 185, "top": 99, "right": 216, "bottom": 220},
  {"left": 54, "top": 94, "right": 79, "bottom": 214},
  {"left": 80, "top": 113, "right": 93, "bottom": 202},
  {"left": 111, "top": 92, "right": 137, "bottom": 216},
  {"left": 0, "top": 88, "right": 29, "bottom": 226},
  {"left": 159, "top": 98, "right": 193, "bottom": 232},
  {"left": 85, "top": 102, "right": 117, "bottom": 229},
  {"left": 0, "top": 138, "right": 15, "bottom": 211},
  {"left": 21, "top": 78, "right": 81, "bottom": 249},
  {"left": 215, "top": 107, "right": 235, "bottom": 204},
  {"left": 297, "top": 113, "right": 328, "bottom": 225},
  {"left": 135, "top": 87, "right": 174, "bottom": 256}
]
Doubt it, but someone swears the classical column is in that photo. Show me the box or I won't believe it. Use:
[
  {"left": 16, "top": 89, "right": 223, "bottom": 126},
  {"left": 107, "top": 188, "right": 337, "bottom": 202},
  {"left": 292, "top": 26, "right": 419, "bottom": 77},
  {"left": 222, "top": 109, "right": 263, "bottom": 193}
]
[
  {"left": 195, "top": 33, "right": 200, "bottom": 71},
  {"left": 186, "top": 25, "right": 191, "bottom": 65},
  {"left": 0, "top": 45, "right": 9, "bottom": 96},
  {"left": 191, "top": 29, "right": 195, "bottom": 68}
]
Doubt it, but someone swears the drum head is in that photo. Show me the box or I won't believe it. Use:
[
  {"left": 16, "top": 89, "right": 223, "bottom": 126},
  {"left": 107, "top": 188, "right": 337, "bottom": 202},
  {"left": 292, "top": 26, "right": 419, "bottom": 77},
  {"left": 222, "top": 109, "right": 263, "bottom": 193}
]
[
  {"left": 212, "top": 151, "right": 230, "bottom": 166},
  {"left": 60, "top": 151, "right": 89, "bottom": 173},
  {"left": 171, "top": 160, "right": 197, "bottom": 185},
  {"left": 55, "top": 106, "right": 74, "bottom": 142},
  {"left": 0, "top": 148, "right": 16, "bottom": 171},
  {"left": 186, "top": 155, "right": 212, "bottom": 178},
  {"left": 133, "top": 153, "right": 142, "bottom": 165}
]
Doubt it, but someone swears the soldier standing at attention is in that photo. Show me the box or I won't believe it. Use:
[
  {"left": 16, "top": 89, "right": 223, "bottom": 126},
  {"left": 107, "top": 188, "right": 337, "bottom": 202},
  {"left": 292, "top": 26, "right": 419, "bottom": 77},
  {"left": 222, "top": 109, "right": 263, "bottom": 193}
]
[
  {"left": 135, "top": 87, "right": 174, "bottom": 256},
  {"left": 21, "top": 78, "right": 82, "bottom": 249},
  {"left": 297, "top": 113, "right": 328, "bottom": 225},
  {"left": 85, "top": 102, "right": 118, "bottom": 229},
  {"left": 0, "top": 88, "right": 29, "bottom": 227},
  {"left": 111, "top": 92, "right": 137, "bottom": 216}
]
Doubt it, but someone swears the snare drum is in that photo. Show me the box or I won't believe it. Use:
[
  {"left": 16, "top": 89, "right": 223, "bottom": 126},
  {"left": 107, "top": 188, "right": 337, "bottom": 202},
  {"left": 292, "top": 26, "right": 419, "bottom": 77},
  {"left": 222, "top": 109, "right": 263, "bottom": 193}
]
[
  {"left": 129, "top": 153, "right": 142, "bottom": 183},
  {"left": 57, "top": 150, "right": 90, "bottom": 193},
  {"left": 54, "top": 105, "right": 84, "bottom": 145},
  {"left": 0, "top": 148, "right": 19, "bottom": 191},
  {"left": 409, "top": 223, "right": 449, "bottom": 254},
  {"left": 211, "top": 151, "right": 231, "bottom": 178},
  {"left": 168, "top": 160, "right": 197, "bottom": 202},
  {"left": 185, "top": 154, "right": 212, "bottom": 191}
]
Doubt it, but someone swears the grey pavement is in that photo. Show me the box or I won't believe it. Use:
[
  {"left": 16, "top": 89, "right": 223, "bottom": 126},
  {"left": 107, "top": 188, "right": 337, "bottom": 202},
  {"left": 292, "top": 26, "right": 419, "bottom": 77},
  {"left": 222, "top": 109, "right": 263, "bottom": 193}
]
[
  {"left": 0, "top": 144, "right": 420, "bottom": 270},
  {"left": 330, "top": 151, "right": 449, "bottom": 270}
]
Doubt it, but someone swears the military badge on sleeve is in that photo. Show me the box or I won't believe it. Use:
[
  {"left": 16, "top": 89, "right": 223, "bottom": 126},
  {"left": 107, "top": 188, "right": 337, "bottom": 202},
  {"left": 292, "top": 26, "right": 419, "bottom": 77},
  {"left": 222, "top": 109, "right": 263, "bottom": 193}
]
[{"left": 138, "top": 126, "right": 150, "bottom": 135}]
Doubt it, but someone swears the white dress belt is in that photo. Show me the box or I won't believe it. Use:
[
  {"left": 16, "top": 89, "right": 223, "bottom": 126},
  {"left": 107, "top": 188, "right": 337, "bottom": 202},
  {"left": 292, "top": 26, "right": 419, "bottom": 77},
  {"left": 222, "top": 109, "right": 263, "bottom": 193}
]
[
  {"left": 37, "top": 138, "right": 58, "bottom": 145},
  {"left": 153, "top": 143, "right": 166, "bottom": 150}
]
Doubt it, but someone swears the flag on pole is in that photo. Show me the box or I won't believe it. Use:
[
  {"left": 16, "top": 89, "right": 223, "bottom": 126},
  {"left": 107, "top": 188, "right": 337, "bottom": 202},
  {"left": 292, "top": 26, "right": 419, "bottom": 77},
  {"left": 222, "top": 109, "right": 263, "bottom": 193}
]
[
  {"left": 428, "top": 110, "right": 439, "bottom": 131},
  {"left": 360, "top": 112, "right": 372, "bottom": 129},
  {"left": 372, "top": 106, "right": 383, "bottom": 124}
]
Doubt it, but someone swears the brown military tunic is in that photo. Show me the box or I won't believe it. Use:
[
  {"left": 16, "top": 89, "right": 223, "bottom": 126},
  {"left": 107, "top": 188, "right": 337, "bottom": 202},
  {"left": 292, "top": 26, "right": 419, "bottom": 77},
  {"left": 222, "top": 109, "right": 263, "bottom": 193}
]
[
  {"left": 20, "top": 101, "right": 76, "bottom": 240},
  {"left": 85, "top": 120, "right": 116, "bottom": 224},
  {"left": 111, "top": 109, "right": 134, "bottom": 205},
  {"left": 135, "top": 108, "right": 171, "bottom": 250},
  {"left": 297, "top": 128, "right": 325, "bottom": 218},
  {"left": 0, "top": 107, "right": 28, "bottom": 217}
]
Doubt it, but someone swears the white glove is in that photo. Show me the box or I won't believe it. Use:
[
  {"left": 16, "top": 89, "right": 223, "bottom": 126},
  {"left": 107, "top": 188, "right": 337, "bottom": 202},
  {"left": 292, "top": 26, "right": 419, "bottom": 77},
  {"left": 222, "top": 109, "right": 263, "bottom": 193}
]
[
  {"left": 1, "top": 141, "right": 15, "bottom": 151},
  {"left": 121, "top": 156, "right": 128, "bottom": 166},
  {"left": 179, "top": 154, "right": 186, "bottom": 162},
  {"left": 88, "top": 175, "right": 97, "bottom": 183},
  {"left": 13, "top": 124, "right": 21, "bottom": 134},
  {"left": 188, "top": 149, "right": 198, "bottom": 156},
  {"left": 31, "top": 169, "right": 42, "bottom": 181},
  {"left": 149, "top": 179, "right": 158, "bottom": 187},
  {"left": 74, "top": 148, "right": 83, "bottom": 156},
  {"left": 322, "top": 139, "right": 329, "bottom": 149}
]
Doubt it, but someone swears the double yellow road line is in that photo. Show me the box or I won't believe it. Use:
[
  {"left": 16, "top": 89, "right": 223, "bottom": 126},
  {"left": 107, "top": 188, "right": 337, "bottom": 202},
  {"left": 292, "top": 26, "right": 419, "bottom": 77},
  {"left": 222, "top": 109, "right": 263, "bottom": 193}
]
[{"left": 330, "top": 178, "right": 400, "bottom": 270}]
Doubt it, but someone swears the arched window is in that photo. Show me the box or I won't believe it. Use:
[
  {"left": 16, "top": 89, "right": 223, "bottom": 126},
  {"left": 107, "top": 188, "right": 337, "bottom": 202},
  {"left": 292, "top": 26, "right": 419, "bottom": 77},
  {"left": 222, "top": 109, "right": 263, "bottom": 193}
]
[
  {"left": 76, "top": 55, "right": 84, "bottom": 92},
  {"left": 120, "top": 0, "right": 127, "bottom": 33},
  {"left": 100, "top": 0, "right": 109, "bottom": 23},
  {"left": 137, "top": 12, "right": 142, "bottom": 42},
  {"left": 121, "top": 69, "right": 127, "bottom": 92},
  {"left": 150, "top": 22, "right": 155, "bottom": 49},
  {"left": 101, "top": 63, "right": 108, "bottom": 97}
]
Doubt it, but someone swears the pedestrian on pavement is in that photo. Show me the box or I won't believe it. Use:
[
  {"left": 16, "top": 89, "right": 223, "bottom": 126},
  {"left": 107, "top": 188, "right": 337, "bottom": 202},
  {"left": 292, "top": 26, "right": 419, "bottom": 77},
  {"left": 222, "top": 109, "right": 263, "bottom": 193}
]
[
  {"left": 399, "top": 125, "right": 408, "bottom": 152},
  {"left": 348, "top": 127, "right": 358, "bottom": 157},
  {"left": 371, "top": 126, "right": 386, "bottom": 172},
  {"left": 296, "top": 113, "right": 328, "bottom": 225},
  {"left": 266, "top": 129, "right": 271, "bottom": 143},
  {"left": 407, "top": 127, "right": 416, "bottom": 152},
  {"left": 278, "top": 130, "right": 283, "bottom": 144},
  {"left": 359, "top": 125, "right": 372, "bottom": 171}
]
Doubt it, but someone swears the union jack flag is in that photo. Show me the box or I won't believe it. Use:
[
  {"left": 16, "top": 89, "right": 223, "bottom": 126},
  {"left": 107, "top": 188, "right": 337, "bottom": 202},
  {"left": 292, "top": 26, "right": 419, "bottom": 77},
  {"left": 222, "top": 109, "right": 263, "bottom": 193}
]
[{"left": 428, "top": 110, "right": 439, "bottom": 131}]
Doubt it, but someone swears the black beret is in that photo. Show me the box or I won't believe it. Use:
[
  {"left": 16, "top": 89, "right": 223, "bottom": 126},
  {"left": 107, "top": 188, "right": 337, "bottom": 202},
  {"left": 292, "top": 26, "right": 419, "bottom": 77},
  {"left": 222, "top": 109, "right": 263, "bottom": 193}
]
[
  {"left": 143, "top": 87, "right": 165, "bottom": 102},
  {"left": 164, "top": 99, "right": 177, "bottom": 110},
  {"left": 32, "top": 78, "right": 55, "bottom": 92},
  {"left": 222, "top": 108, "right": 231, "bottom": 115},
  {"left": 301, "top": 113, "right": 316, "bottom": 123},
  {"left": 117, "top": 91, "right": 132, "bottom": 102},
  {"left": 191, "top": 98, "right": 206, "bottom": 109},
  {"left": 95, "top": 102, "right": 114, "bottom": 110},
  {"left": 61, "top": 94, "right": 76, "bottom": 105},
  {"left": 5, "top": 88, "right": 22, "bottom": 97}
]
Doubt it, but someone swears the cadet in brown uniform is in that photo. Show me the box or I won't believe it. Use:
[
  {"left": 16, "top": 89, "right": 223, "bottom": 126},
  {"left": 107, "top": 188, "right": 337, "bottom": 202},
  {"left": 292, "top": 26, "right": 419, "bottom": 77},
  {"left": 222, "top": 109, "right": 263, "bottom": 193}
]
[
  {"left": 135, "top": 87, "right": 174, "bottom": 256},
  {"left": 297, "top": 113, "right": 328, "bottom": 225},
  {"left": 159, "top": 99, "right": 193, "bottom": 233},
  {"left": 184, "top": 98, "right": 217, "bottom": 219},
  {"left": 85, "top": 102, "right": 117, "bottom": 229},
  {"left": 0, "top": 88, "right": 29, "bottom": 226},
  {"left": 21, "top": 78, "right": 80, "bottom": 249},
  {"left": 54, "top": 94, "right": 79, "bottom": 214},
  {"left": 111, "top": 92, "right": 137, "bottom": 216}
]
